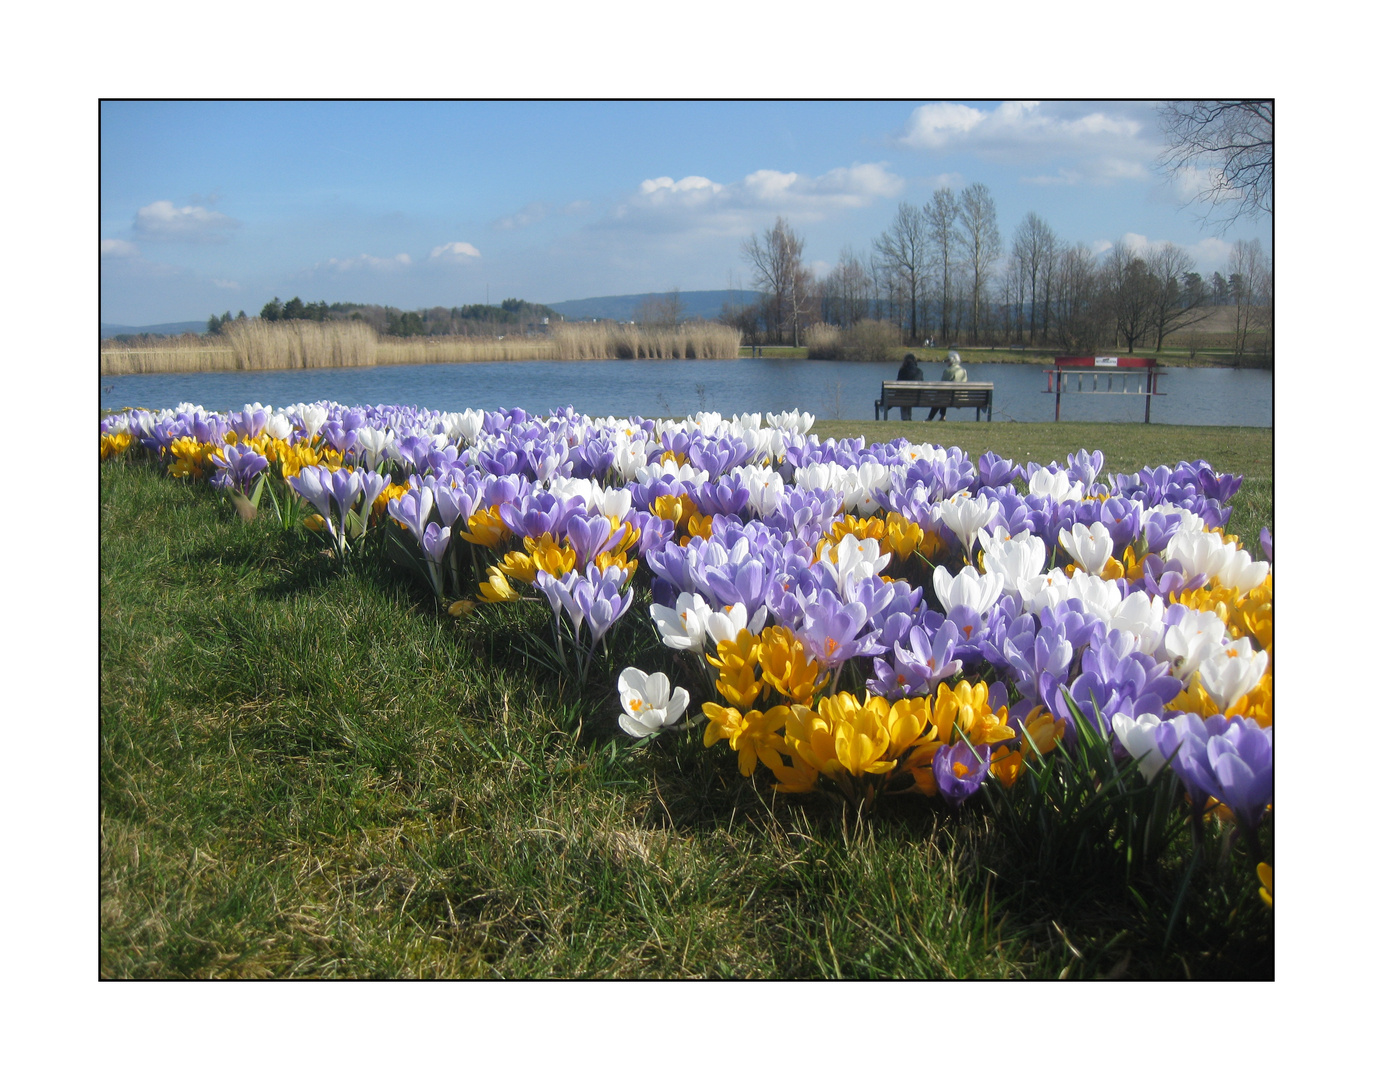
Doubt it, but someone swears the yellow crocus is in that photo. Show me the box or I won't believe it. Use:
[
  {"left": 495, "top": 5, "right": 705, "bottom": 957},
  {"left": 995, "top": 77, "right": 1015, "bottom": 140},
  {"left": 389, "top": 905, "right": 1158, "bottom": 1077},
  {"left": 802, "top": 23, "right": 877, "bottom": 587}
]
[
  {"left": 651, "top": 493, "right": 697, "bottom": 535},
  {"left": 929, "top": 681, "right": 1016, "bottom": 746},
  {"left": 683, "top": 512, "right": 713, "bottom": 543},
  {"left": 826, "top": 693, "right": 897, "bottom": 777},
  {"left": 881, "top": 513, "right": 925, "bottom": 561},
  {"left": 1257, "top": 862, "right": 1273, "bottom": 908},
  {"left": 826, "top": 515, "right": 887, "bottom": 546},
  {"left": 100, "top": 432, "right": 134, "bottom": 460},
  {"left": 478, "top": 566, "right": 520, "bottom": 603},
  {"left": 593, "top": 551, "right": 639, "bottom": 578},
  {"left": 757, "top": 625, "right": 828, "bottom": 706},
  {"left": 702, "top": 703, "right": 789, "bottom": 777},
  {"left": 167, "top": 437, "right": 217, "bottom": 480},
  {"left": 461, "top": 506, "right": 511, "bottom": 548}
]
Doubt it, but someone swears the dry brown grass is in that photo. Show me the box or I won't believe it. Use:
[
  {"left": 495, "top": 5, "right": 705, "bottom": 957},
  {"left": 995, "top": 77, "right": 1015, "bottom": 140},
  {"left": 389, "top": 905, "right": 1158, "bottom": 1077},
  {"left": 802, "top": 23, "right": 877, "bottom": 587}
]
[
  {"left": 375, "top": 335, "right": 554, "bottom": 365},
  {"left": 100, "top": 318, "right": 742, "bottom": 374},
  {"left": 551, "top": 322, "right": 740, "bottom": 360},
  {"left": 100, "top": 320, "right": 560, "bottom": 375}
]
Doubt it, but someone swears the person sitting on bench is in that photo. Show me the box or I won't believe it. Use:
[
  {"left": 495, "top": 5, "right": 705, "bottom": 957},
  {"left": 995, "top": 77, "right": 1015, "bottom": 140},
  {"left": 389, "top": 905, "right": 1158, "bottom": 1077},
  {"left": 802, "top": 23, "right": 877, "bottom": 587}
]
[
  {"left": 928, "top": 350, "right": 966, "bottom": 420},
  {"left": 896, "top": 352, "right": 922, "bottom": 419}
]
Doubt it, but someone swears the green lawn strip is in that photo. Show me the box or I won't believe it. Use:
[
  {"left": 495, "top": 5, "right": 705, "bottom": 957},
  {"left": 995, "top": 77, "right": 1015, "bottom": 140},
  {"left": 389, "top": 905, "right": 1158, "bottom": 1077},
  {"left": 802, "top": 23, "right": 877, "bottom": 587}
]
[{"left": 99, "top": 424, "right": 1273, "bottom": 978}]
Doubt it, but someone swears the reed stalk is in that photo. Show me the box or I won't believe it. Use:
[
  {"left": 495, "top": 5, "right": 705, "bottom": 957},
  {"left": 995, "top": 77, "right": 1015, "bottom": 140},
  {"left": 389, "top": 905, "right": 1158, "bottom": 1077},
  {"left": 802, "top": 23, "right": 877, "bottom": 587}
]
[{"left": 100, "top": 318, "right": 744, "bottom": 375}]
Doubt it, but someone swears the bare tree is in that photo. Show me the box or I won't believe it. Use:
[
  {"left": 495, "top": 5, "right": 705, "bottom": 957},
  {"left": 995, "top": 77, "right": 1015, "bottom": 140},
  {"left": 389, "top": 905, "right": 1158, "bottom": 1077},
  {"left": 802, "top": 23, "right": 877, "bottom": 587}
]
[
  {"left": 924, "top": 187, "right": 960, "bottom": 344},
  {"left": 1227, "top": 239, "right": 1271, "bottom": 361},
  {"left": 1050, "top": 243, "right": 1110, "bottom": 353},
  {"left": 1157, "top": 100, "right": 1273, "bottom": 233},
  {"left": 873, "top": 201, "right": 929, "bottom": 346},
  {"left": 957, "top": 182, "right": 1002, "bottom": 345},
  {"left": 1145, "top": 242, "right": 1209, "bottom": 350},
  {"left": 634, "top": 288, "right": 684, "bottom": 328},
  {"left": 1012, "top": 212, "right": 1056, "bottom": 345},
  {"left": 1103, "top": 241, "right": 1153, "bottom": 353},
  {"left": 821, "top": 246, "right": 871, "bottom": 329},
  {"left": 741, "top": 217, "right": 810, "bottom": 346}
]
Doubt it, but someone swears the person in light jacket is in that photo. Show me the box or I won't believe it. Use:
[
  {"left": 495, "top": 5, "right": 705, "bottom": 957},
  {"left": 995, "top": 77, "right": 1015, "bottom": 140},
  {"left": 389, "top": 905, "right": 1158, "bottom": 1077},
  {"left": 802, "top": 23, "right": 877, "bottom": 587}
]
[
  {"left": 927, "top": 350, "right": 966, "bottom": 420},
  {"left": 896, "top": 352, "right": 922, "bottom": 419}
]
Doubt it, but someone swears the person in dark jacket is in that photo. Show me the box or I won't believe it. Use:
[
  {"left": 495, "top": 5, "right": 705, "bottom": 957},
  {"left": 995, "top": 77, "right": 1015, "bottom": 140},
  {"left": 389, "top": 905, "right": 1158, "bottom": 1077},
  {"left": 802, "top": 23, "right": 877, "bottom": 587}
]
[{"left": 896, "top": 353, "right": 922, "bottom": 419}]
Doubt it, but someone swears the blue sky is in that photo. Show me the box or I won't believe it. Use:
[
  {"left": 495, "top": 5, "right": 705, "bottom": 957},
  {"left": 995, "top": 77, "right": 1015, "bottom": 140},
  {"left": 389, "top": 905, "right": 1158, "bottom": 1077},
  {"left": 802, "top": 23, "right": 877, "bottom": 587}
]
[{"left": 100, "top": 100, "right": 1271, "bottom": 326}]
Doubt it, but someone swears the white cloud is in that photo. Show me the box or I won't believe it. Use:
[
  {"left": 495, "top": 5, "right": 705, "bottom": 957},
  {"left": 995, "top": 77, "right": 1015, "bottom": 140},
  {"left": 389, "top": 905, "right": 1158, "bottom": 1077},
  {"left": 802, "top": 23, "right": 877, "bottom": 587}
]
[
  {"left": 212, "top": 278, "right": 241, "bottom": 290},
  {"left": 899, "top": 102, "right": 989, "bottom": 149},
  {"left": 134, "top": 199, "right": 238, "bottom": 241},
  {"left": 317, "top": 253, "right": 412, "bottom": 272},
  {"left": 896, "top": 101, "right": 1157, "bottom": 184},
  {"left": 610, "top": 162, "right": 903, "bottom": 233},
  {"left": 429, "top": 241, "right": 481, "bottom": 261},
  {"left": 101, "top": 238, "right": 139, "bottom": 258}
]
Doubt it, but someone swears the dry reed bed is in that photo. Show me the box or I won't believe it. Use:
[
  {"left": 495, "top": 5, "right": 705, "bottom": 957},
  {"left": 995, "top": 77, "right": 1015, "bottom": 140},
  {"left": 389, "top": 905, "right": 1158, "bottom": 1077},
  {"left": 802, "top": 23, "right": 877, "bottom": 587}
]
[
  {"left": 101, "top": 319, "right": 742, "bottom": 375},
  {"left": 551, "top": 322, "right": 740, "bottom": 361}
]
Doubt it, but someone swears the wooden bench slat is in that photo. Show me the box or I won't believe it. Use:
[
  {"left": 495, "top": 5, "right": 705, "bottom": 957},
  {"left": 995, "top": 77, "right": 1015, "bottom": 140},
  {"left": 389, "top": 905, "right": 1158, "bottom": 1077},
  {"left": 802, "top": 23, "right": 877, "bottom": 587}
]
[{"left": 874, "top": 381, "right": 994, "bottom": 421}]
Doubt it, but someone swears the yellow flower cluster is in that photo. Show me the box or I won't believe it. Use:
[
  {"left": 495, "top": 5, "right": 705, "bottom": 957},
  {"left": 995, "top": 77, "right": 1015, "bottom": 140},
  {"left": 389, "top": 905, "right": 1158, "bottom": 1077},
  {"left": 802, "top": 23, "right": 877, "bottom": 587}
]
[
  {"left": 167, "top": 437, "right": 219, "bottom": 480},
  {"left": 100, "top": 432, "right": 133, "bottom": 460},
  {"left": 705, "top": 625, "right": 829, "bottom": 711},
  {"left": 704, "top": 679, "right": 1062, "bottom": 808}
]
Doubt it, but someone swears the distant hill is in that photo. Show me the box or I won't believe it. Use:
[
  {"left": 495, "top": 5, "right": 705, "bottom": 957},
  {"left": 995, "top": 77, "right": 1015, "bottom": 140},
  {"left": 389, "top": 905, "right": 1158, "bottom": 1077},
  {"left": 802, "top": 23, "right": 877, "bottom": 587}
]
[
  {"left": 548, "top": 290, "right": 760, "bottom": 322},
  {"left": 101, "top": 320, "right": 210, "bottom": 339}
]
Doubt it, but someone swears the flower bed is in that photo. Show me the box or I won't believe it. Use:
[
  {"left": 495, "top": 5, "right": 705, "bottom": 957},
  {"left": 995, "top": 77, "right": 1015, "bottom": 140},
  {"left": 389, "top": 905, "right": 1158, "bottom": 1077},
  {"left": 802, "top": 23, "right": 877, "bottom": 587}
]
[{"left": 101, "top": 400, "right": 1273, "bottom": 908}]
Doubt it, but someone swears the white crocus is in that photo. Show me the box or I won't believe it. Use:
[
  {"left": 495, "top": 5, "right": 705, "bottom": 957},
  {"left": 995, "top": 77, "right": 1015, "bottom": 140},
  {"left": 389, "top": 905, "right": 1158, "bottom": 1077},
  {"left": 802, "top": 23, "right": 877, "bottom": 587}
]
[
  {"left": 932, "top": 564, "right": 1005, "bottom": 618},
  {"left": 1163, "top": 607, "right": 1228, "bottom": 682},
  {"left": 1165, "top": 528, "right": 1231, "bottom": 582},
  {"left": 1026, "top": 466, "right": 1083, "bottom": 504},
  {"left": 738, "top": 464, "right": 786, "bottom": 518},
  {"left": 1019, "top": 567, "right": 1071, "bottom": 616},
  {"left": 1059, "top": 521, "right": 1115, "bottom": 576},
  {"left": 816, "top": 534, "right": 891, "bottom": 595},
  {"left": 1214, "top": 547, "right": 1271, "bottom": 598},
  {"left": 978, "top": 527, "right": 1047, "bottom": 602},
  {"left": 931, "top": 493, "right": 998, "bottom": 556},
  {"left": 1060, "top": 572, "right": 1126, "bottom": 623},
  {"left": 299, "top": 404, "right": 329, "bottom": 440},
  {"left": 704, "top": 602, "right": 768, "bottom": 648},
  {"left": 1111, "top": 712, "right": 1168, "bottom": 781},
  {"left": 1198, "top": 639, "right": 1269, "bottom": 713},
  {"left": 650, "top": 592, "right": 713, "bottom": 654},
  {"left": 445, "top": 408, "right": 486, "bottom": 444},
  {"left": 600, "top": 486, "right": 633, "bottom": 523},
  {"left": 1109, "top": 592, "right": 1169, "bottom": 659},
  {"left": 264, "top": 411, "right": 294, "bottom": 440},
  {"left": 356, "top": 426, "right": 395, "bottom": 471},
  {"left": 617, "top": 668, "right": 690, "bottom": 737}
]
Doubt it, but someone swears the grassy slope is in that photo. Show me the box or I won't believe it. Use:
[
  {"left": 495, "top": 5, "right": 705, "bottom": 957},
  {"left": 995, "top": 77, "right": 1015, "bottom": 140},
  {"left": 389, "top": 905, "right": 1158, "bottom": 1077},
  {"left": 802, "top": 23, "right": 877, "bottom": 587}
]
[{"left": 100, "top": 424, "right": 1274, "bottom": 979}]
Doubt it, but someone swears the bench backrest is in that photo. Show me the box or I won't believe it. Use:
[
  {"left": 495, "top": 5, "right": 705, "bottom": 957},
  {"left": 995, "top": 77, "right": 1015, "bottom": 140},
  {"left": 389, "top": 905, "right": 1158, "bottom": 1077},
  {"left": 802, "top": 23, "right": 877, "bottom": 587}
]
[{"left": 880, "top": 381, "right": 993, "bottom": 404}]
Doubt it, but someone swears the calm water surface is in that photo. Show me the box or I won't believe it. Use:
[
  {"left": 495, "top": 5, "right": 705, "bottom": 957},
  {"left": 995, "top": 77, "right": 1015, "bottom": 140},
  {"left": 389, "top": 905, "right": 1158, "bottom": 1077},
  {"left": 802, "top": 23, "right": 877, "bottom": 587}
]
[{"left": 100, "top": 359, "right": 1273, "bottom": 427}]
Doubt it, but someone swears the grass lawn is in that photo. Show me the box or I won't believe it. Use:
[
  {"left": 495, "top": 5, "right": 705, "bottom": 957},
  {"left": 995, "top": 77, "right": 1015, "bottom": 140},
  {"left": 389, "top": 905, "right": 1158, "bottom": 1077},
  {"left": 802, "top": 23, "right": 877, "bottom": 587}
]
[{"left": 99, "top": 422, "right": 1274, "bottom": 978}]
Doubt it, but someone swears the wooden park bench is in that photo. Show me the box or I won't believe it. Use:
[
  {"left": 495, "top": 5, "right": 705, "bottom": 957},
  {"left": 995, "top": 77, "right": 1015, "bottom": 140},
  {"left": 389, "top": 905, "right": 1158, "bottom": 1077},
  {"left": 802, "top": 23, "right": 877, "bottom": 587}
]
[{"left": 874, "top": 381, "right": 995, "bottom": 421}]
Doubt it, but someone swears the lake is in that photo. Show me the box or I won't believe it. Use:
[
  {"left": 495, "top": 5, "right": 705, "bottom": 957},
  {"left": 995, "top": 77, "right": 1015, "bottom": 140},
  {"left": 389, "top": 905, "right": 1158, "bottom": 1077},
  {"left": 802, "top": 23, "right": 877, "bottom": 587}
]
[{"left": 99, "top": 358, "right": 1273, "bottom": 427}]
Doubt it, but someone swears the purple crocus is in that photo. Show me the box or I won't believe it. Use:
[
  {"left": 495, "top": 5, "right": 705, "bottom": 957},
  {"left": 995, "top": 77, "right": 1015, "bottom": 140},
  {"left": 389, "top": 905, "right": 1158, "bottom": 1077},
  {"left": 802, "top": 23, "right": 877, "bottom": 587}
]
[
  {"left": 794, "top": 589, "right": 881, "bottom": 670},
  {"left": 1154, "top": 714, "right": 1272, "bottom": 830},
  {"left": 420, "top": 521, "right": 451, "bottom": 564},
  {"left": 932, "top": 742, "right": 991, "bottom": 808},
  {"left": 215, "top": 443, "right": 269, "bottom": 491}
]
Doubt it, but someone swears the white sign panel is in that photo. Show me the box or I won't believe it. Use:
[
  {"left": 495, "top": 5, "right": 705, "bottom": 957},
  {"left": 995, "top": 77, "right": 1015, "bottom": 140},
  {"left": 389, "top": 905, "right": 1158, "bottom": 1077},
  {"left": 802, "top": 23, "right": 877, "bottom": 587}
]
[{"left": 1094, "top": 356, "right": 1119, "bottom": 367}]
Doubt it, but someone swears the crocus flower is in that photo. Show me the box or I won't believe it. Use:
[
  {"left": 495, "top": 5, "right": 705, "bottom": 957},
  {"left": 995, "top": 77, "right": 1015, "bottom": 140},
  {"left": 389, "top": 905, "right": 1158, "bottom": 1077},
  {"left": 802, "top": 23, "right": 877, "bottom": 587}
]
[
  {"left": 617, "top": 668, "right": 690, "bottom": 737},
  {"left": 931, "top": 742, "right": 991, "bottom": 808}
]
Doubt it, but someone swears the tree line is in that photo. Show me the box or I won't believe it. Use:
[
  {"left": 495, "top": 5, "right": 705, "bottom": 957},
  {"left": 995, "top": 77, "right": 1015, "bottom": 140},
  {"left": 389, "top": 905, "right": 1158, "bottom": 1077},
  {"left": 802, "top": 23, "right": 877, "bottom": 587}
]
[
  {"left": 206, "top": 297, "right": 561, "bottom": 338},
  {"left": 733, "top": 197, "right": 1271, "bottom": 361}
]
